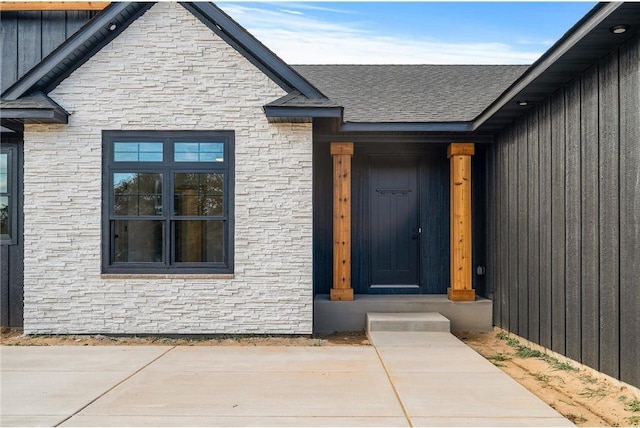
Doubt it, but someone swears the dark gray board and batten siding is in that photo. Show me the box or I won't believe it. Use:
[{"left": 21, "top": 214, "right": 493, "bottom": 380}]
[
  {"left": 488, "top": 34, "right": 640, "bottom": 388},
  {"left": 1, "top": 11, "right": 96, "bottom": 93},
  {"left": 0, "top": 137, "right": 23, "bottom": 328}
]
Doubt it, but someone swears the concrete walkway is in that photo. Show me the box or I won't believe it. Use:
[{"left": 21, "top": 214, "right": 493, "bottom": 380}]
[{"left": 1, "top": 334, "right": 573, "bottom": 427}]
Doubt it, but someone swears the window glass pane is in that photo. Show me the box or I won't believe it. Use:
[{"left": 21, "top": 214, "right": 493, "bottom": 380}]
[
  {"left": 0, "top": 196, "right": 9, "bottom": 236},
  {"left": 114, "top": 142, "right": 163, "bottom": 162},
  {"left": 174, "top": 173, "right": 223, "bottom": 216},
  {"left": 174, "top": 220, "right": 223, "bottom": 263},
  {"left": 174, "top": 142, "right": 224, "bottom": 162},
  {"left": 113, "top": 220, "right": 163, "bottom": 263},
  {"left": 0, "top": 153, "right": 7, "bottom": 193},
  {"left": 113, "top": 173, "right": 162, "bottom": 215}
]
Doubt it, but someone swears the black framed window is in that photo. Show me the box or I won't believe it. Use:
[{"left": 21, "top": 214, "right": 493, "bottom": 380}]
[
  {"left": 102, "top": 131, "right": 234, "bottom": 273},
  {"left": 0, "top": 147, "right": 18, "bottom": 245}
]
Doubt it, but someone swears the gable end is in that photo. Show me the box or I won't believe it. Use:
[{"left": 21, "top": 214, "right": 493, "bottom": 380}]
[{"left": 182, "top": 2, "right": 325, "bottom": 99}]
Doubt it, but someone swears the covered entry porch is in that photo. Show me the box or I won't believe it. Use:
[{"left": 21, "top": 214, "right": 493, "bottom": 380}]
[{"left": 312, "top": 137, "right": 492, "bottom": 333}]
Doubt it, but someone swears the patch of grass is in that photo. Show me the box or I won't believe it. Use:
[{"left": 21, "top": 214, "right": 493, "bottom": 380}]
[
  {"left": 532, "top": 372, "right": 550, "bottom": 383},
  {"left": 505, "top": 336, "right": 520, "bottom": 347},
  {"left": 566, "top": 414, "right": 588, "bottom": 424},
  {"left": 515, "top": 345, "right": 544, "bottom": 359},
  {"left": 487, "top": 353, "right": 510, "bottom": 362},
  {"left": 622, "top": 398, "right": 640, "bottom": 412},
  {"left": 628, "top": 399, "right": 640, "bottom": 413},
  {"left": 540, "top": 354, "right": 580, "bottom": 372},
  {"left": 579, "top": 386, "right": 610, "bottom": 401},
  {"left": 496, "top": 331, "right": 509, "bottom": 340},
  {"left": 553, "top": 360, "right": 578, "bottom": 372},
  {"left": 627, "top": 416, "right": 640, "bottom": 426},
  {"left": 580, "top": 374, "right": 599, "bottom": 384},
  {"left": 493, "top": 362, "right": 506, "bottom": 367}
]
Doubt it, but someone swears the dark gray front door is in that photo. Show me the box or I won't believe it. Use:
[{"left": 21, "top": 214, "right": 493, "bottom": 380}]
[{"left": 369, "top": 156, "right": 420, "bottom": 289}]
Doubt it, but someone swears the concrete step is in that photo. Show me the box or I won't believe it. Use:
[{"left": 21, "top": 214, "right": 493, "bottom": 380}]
[{"left": 366, "top": 312, "right": 450, "bottom": 333}]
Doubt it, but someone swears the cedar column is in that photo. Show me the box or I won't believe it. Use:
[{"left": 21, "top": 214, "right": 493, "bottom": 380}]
[
  {"left": 447, "top": 143, "right": 475, "bottom": 301},
  {"left": 330, "top": 142, "right": 354, "bottom": 301}
]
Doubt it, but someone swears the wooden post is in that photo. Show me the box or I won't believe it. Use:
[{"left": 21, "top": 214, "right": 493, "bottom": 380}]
[
  {"left": 330, "top": 142, "right": 354, "bottom": 301},
  {"left": 447, "top": 143, "right": 475, "bottom": 301}
]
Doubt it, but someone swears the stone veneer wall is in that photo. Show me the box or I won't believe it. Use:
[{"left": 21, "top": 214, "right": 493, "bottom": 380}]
[{"left": 22, "top": 2, "right": 313, "bottom": 334}]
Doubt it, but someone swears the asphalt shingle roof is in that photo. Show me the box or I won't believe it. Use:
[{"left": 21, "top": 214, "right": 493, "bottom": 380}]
[
  {"left": 293, "top": 64, "right": 529, "bottom": 123},
  {"left": 265, "top": 90, "right": 341, "bottom": 108},
  {"left": 0, "top": 92, "right": 66, "bottom": 110}
]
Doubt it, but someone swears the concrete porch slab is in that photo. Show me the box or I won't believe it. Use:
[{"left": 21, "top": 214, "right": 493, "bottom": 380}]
[{"left": 314, "top": 294, "right": 492, "bottom": 333}]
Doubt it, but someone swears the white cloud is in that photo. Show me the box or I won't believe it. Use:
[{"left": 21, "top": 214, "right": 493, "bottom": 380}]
[
  {"left": 219, "top": 4, "right": 542, "bottom": 64},
  {"left": 279, "top": 9, "right": 304, "bottom": 16}
]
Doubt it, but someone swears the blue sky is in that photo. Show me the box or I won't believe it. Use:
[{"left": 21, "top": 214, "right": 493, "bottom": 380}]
[{"left": 217, "top": 2, "right": 596, "bottom": 64}]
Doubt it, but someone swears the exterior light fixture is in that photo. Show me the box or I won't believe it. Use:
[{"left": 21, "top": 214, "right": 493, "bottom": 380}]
[
  {"left": 107, "top": 23, "right": 117, "bottom": 31},
  {"left": 516, "top": 100, "right": 528, "bottom": 106},
  {"left": 610, "top": 24, "right": 629, "bottom": 34}
]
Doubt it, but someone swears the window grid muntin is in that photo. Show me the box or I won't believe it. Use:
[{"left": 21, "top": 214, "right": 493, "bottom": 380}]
[{"left": 103, "top": 131, "right": 233, "bottom": 273}]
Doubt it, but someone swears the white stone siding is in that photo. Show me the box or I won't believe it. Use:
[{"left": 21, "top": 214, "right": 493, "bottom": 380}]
[{"left": 22, "top": 2, "right": 313, "bottom": 334}]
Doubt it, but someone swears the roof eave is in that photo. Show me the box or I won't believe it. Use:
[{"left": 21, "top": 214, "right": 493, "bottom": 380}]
[
  {"left": 340, "top": 122, "right": 474, "bottom": 133},
  {"left": 472, "top": 2, "right": 630, "bottom": 131},
  {"left": 264, "top": 106, "right": 342, "bottom": 123},
  {"left": 0, "top": 108, "right": 69, "bottom": 124}
]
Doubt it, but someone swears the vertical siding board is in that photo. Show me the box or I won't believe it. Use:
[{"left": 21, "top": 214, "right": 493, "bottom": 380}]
[
  {"left": 0, "top": 246, "right": 9, "bottom": 327},
  {"left": 17, "top": 11, "right": 42, "bottom": 78},
  {"left": 538, "top": 98, "right": 553, "bottom": 349},
  {"left": 495, "top": 138, "right": 505, "bottom": 328},
  {"left": 618, "top": 36, "right": 639, "bottom": 387},
  {"left": 598, "top": 51, "right": 620, "bottom": 379},
  {"left": 499, "top": 135, "right": 510, "bottom": 329},
  {"left": 517, "top": 118, "right": 529, "bottom": 337},
  {"left": 487, "top": 145, "right": 498, "bottom": 323},
  {"left": 41, "top": 11, "right": 67, "bottom": 58},
  {"left": 581, "top": 64, "right": 600, "bottom": 370},
  {"left": 550, "top": 90, "right": 566, "bottom": 354},
  {"left": 1, "top": 12, "right": 18, "bottom": 93},
  {"left": 507, "top": 126, "right": 519, "bottom": 333},
  {"left": 527, "top": 109, "right": 541, "bottom": 343},
  {"left": 472, "top": 150, "right": 487, "bottom": 297},
  {"left": 565, "top": 77, "right": 582, "bottom": 362},
  {"left": 65, "top": 11, "right": 92, "bottom": 35}
]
